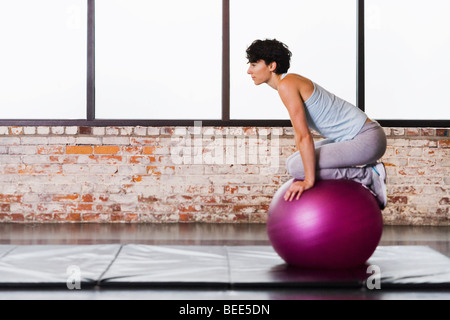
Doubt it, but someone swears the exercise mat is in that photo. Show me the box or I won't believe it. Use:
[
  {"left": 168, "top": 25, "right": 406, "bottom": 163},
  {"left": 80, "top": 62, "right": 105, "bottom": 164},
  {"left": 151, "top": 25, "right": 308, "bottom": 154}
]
[
  {"left": 99, "top": 245, "right": 230, "bottom": 287},
  {"left": 0, "top": 245, "right": 449, "bottom": 289},
  {"left": 0, "top": 245, "right": 121, "bottom": 288}
]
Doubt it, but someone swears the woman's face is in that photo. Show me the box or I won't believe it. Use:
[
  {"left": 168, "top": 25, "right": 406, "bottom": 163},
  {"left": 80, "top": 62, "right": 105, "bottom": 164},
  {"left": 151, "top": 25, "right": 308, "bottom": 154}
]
[{"left": 247, "top": 60, "right": 274, "bottom": 85}]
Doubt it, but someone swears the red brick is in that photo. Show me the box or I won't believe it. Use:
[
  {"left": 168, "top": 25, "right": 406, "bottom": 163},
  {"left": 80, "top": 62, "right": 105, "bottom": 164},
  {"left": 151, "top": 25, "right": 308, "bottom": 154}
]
[
  {"left": 124, "top": 213, "right": 138, "bottom": 222},
  {"left": 143, "top": 146, "right": 157, "bottom": 155},
  {"left": 179, "top": 213, "right": 193, "bottom": 222},
  {"left": 0, "top": 204, "right": 11, "bottom": 212},
  {"left": 53, "top": 194, "right": 79, "bottom": 202},
  {"left": 71, "top": 204, "right": 93, "bottom": 212},
  {"left": 224, "top": 185, "right": 239, "bottom": 194},
  {"left": 94, "top": 146, "right": 120, "bottom": 154},
  {"left": 66, "top": 146, "right": 93, "bottom": 154},
  {"left": 389, "top": 196, "right": 408, "bottom": 204},
  {"left": 110, "top": 212, "right": 138, "bottom": 222},
  {"left": 438, "top": 140, "right": 450, "bottom": 148},
  {"left": 111, "top": 204, "right": 121, "bottom": 212},
  {"left": 67, "top": 213, "right": 82, "bottom": 222},
  {"left": 406, "top": 128, "right": 421, "bottom": 136},
  {"left": 11, "top": 213, "right": 25, "bottom": 222},
  {"left": 81, "top": 213, "right": 105, "bottom": 222},
  {"left": 0, "top": 195, "right": 22, "bottom": 203},
  {"left": 420, "top": 128, "right": 435, "bottom": 136},
  {"left": 82, "top": 194, "right": 94, "bottom": 202},
  {"left": 79, "top": 127, "right": 93, "bottom": 135}
]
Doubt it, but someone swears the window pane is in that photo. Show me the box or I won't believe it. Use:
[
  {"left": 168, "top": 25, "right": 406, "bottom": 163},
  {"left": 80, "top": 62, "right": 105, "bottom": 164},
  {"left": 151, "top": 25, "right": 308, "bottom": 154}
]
[
  {"left": 366, "top": 0, "right": 450, "bottom": 120},
  {"left": 0, "top": 0, "right": 87, "bottom": 119},
  {"left": 95, "top": 0, "right": 222, "bottom": 120},
  {"left": 230, "top": 0, "right": 357, "bottom": 120}
]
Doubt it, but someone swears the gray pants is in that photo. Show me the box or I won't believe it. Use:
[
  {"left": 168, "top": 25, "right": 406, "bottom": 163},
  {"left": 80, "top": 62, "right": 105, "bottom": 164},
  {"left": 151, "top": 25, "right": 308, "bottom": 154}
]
[{"left": 286, "top": 121, "right": 387, "bottom": 186}]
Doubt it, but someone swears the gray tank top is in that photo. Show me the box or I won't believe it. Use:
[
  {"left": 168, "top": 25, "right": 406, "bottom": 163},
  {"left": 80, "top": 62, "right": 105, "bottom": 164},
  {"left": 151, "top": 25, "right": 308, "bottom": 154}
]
[{"left": 282, "top": 73, "right": 367, "bottom": 142}]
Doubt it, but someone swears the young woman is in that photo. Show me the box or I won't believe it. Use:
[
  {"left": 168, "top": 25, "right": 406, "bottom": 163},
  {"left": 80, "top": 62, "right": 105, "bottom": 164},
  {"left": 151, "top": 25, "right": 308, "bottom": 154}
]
[{"left": 246, "top": 39, "right": 388, "bottom": 209}]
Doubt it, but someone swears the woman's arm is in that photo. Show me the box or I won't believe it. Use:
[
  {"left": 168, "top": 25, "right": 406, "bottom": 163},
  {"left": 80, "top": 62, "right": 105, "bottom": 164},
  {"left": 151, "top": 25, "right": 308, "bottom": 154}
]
[{"left": 278, "top": 80, "right": 316, "bottom": 201}]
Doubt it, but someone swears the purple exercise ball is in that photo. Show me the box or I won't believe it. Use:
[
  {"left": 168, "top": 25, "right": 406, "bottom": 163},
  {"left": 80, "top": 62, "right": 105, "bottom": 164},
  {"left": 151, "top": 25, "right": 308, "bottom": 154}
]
[{"left": 267, "top": 179, "right": 383, "bottom": 269}]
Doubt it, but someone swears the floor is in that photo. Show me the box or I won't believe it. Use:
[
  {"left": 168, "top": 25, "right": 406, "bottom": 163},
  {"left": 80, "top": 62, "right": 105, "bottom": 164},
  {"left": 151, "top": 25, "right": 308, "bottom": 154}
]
[{"left": 0, "top": 223, "right": 449, "bottom": 300}]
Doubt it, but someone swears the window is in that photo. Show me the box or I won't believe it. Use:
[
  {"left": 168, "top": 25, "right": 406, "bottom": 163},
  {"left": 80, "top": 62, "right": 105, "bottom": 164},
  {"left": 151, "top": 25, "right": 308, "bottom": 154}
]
[
  {"left": 365, "top": 0, "right": 450, "bottom": 120},
  {"left": 95, "top": 0, "right": 222, "bottom": 120},
  {"left": 0, "top": 0, "right": 87, "bottom": 119},
  {"left": 230, "top": 0, "right": 357, "bottom": 120}
]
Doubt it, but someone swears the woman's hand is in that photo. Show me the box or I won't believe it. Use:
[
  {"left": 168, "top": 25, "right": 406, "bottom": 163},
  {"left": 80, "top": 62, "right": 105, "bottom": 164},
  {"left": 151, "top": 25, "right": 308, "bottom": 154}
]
[{"left": 284, "top": 180, "right": 314, "bottom": 202}]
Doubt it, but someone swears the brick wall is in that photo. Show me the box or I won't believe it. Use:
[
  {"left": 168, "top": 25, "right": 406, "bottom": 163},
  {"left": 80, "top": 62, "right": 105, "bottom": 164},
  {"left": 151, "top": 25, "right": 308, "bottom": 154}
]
[
  {"left": 382, "top": 128, "right": 449, "bottom": 225},
  {"left": 0, "top": 125, "right": 448, "bottom": 225}
]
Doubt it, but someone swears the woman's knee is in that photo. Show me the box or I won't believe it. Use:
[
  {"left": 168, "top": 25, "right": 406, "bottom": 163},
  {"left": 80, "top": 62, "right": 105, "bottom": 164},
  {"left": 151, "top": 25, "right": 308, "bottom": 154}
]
[
  {"left": 362, "top": 124, "right": 388, "bottom": 163},
  {"left": 365, "top": 129, "right": 387, "bottom": 164}
]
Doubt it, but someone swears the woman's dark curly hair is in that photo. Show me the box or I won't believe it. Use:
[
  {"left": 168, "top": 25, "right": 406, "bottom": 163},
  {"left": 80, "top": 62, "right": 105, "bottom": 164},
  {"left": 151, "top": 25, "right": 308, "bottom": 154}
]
[{"left": 246, "top": 39, "right": 292, "bottom": 74}]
